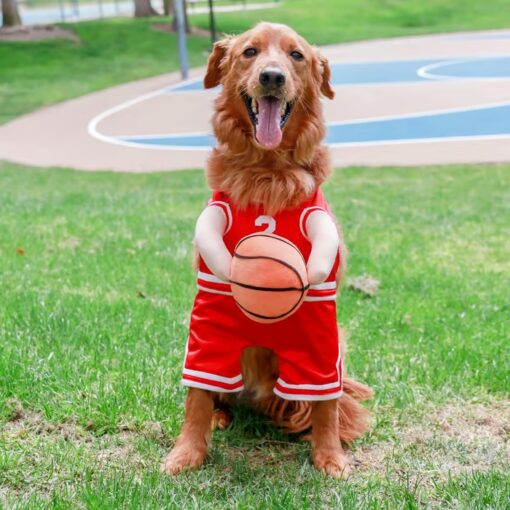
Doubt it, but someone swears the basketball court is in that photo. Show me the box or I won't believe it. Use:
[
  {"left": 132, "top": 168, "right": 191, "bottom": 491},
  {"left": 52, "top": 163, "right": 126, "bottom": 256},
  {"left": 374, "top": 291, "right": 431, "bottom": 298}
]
[{"left": 1, "top": 29, "right": 510, "bottom": 171}]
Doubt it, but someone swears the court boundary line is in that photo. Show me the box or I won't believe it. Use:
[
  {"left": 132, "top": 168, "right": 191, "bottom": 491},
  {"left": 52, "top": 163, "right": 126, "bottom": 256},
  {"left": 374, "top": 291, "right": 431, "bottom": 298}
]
[
  {"left": 109, "top": 99, "right": 510, "bottom": 150},
  {"left": 87, "top": 60, "right": 510, "bottom": 151},
  {"left": 417, "top": 56, "right": 510, "bottom": 81}
]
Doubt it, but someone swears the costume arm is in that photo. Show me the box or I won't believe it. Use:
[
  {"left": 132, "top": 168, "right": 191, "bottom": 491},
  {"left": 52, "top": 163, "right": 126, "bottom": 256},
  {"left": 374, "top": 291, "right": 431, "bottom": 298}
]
[
  {"left": 306, "top": 211, "right": 340, "bottom": 285},
  {"left": 194, "top": 206, "right": 232, "bottom": 282}
]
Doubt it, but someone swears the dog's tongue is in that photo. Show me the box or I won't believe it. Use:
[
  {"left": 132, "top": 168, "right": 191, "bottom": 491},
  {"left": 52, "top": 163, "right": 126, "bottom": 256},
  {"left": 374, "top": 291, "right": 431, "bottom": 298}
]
[{"left": 256, "top": 97, "right": 282, "bottom": 149}]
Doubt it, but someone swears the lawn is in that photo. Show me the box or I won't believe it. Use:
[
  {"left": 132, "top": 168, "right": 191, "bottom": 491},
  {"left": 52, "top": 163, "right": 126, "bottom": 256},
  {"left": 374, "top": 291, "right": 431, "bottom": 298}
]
[
  {"left": 1, "top": 162, "right": 509, "bottom": 508},
  {"left": 192, "top": 0, "right": 510, "bottom": 45},
  {"left": 1, "top": 0, "right": 510, "bottom": 506},
  {"left": 2, "top": 0, "right": 510, "bottom": 124},
  {"left": 0, "top": 18, "right": 210, "bottom": 125}
]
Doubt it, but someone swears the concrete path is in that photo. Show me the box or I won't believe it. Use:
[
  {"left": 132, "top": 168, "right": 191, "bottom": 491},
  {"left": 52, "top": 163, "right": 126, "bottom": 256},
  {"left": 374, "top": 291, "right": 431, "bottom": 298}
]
[{"left": 1, "top": 29, "right": 509, "bottom": 172}]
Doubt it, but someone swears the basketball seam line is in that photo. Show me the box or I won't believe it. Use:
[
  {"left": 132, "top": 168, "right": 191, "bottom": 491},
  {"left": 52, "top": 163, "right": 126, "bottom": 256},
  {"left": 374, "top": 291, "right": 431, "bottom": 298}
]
[
  {"left": 229, "top": 280, "right": 309, "bottom": 293},
  {"left": 234, "top": 297, "right": 304, "bottom": 320},
  {"left": 231, "top": 254, "right": 306, "bottom": 289},
  {"left": 234, "top": 233, "right": 307, "bottom": 265}
]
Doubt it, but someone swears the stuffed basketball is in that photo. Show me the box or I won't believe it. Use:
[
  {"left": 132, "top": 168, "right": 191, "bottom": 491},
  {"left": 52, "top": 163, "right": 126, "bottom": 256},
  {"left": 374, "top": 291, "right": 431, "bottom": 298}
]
[{"left": 229, "top": 233, "right": 309, "bottom": 323}]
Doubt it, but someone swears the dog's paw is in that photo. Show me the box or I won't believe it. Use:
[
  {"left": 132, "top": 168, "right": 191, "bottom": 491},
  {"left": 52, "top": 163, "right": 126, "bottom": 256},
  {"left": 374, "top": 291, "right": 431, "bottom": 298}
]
[
  {"left": 312, "top": 448, "right": 351, "bottom": 479},
  {"left": 160, "top": 445, "right": 207, "bottom": 475},
  {"left": 211, "top": 409, "right": 232, "bottom": 431}
]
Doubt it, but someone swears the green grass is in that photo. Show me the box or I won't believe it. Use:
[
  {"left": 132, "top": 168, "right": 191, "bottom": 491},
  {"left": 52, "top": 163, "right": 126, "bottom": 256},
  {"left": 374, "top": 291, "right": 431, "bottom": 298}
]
[
  {"left": 193, "top": 0, "right": 510, "bottom": 45},
  {"left": 1, "top": 162, "right": 509, "bottom": 508},
  {"left": 0, "top": 18, "right": 210, "bottom": 125},
  {"left": 2, "top": 0, "right": 510, "bottom": 124}
]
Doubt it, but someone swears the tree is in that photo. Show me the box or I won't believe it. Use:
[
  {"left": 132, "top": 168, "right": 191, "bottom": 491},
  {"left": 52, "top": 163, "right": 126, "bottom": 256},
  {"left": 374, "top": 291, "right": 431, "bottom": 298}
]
[
  {"left": 133, "top": 0, "right": 159, "bottom": 17},
  {"left": 2, "top": 0, "right": 22, "bottom": 27},
  {"left": 163, "top": 0, "right": 172, "bottom": 16}
]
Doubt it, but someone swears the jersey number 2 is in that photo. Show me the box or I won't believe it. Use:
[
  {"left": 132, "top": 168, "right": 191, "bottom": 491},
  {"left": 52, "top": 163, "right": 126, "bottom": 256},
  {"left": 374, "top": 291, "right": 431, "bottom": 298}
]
[{"left": 255, "top": 215, "right": 276, "bottom": 233}]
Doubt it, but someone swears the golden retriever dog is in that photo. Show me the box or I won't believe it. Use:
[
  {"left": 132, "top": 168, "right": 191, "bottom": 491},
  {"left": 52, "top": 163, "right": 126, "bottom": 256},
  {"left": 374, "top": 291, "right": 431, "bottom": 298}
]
[{"left": 162, "top": 22, "right": 372, "bottom": 478}]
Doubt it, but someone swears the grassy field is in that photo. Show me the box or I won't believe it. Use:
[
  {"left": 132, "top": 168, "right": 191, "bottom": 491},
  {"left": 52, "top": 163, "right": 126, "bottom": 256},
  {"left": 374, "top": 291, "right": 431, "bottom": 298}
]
[
  {"left": 0, "top": 19, "right": 210, "bottom": 125},
  {"left": 1, "top": 162, "right": 509, "bottom": 508},
  {"left": 192, "top": 0, "right": 510, "bottom": 45},
  {"left": 2, "top": 0, "right": 510, "bottom": 124},
  {"left": 1, "top": 0, "right": 510, "bottom": 506}
]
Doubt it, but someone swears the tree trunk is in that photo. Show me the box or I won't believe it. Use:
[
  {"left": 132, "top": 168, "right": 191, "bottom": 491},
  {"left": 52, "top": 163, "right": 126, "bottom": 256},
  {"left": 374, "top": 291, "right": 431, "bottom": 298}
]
[
  {"left": 171, "top": 0, "right": 190, "bottom": 33},
  {"left": 2, "top": 0, "right": 22, "bottom": 27},
  {"left": 133, "top": 0, "right": 159, "bottom": 17},
  {"left": 163, "top": 0, "right": 172, "bottom": 16}
]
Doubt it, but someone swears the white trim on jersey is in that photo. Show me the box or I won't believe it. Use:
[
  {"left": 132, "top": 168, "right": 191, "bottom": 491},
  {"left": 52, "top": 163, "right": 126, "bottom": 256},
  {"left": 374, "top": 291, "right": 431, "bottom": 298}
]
[
  {"left": 276, "top": 378, "right": 341, "bottom": 390},
  {"left": 309, "top": 281, "right": 337, "bottom": 291},
  {"left": 197, "top": 285, "right": 335, "bottom": 300},
  {"left": 273, "top": 388, "right": 344, "bottom": 401},
  {"left": 182, "top": 379, "right": 245, "bottom": 393},
  {"left": 182, "top": 368, "right": 243, "bottom": 384},
  {"left": 197, "top": 285, "right": 233, "bottom": 296},
  {"left": 335, "top": 348, "right": 342, "bottom": 395},
  {"left": 197, "top": 271, "right": 228, "bottom": 285},
  {"left": 199, "top": 275, "right": 336, "bottom": 291},
  {"left": 182, "top": 336, "right": 190, "bottom": 371},
  {"left": 208, "top": 201, "right": 233, "bottom": 234},
  {"left": 303, "top": 294, "right": 337, "bottom": 302},
  {"left": 299, "top": 206, "right": 328, "bottom": 241}
]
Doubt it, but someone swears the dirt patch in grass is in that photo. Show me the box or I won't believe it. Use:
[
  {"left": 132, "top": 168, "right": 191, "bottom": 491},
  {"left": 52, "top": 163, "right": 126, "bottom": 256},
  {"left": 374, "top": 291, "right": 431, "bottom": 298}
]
[
  {"left": 354, "top": 399, "right": 510, "bottom": 482},
  {"left": 0, "top": 25, "right": 79, "bottom": 43},
  {"left": 1, "top": 398, "right": 508, "bottom": 502},
  {"left": 1, "top": 400, "right": 169, "bottom": 501},
  {"left": 347, "top": 275, "right": 380, "bottom": 297}
]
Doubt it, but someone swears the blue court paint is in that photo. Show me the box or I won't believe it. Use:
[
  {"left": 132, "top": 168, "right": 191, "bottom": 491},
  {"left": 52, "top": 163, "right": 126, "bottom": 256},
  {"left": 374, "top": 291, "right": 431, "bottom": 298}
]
[
  {"left": 169, "top": 80, "right": 209, "bottom": 92},
  {"left": 118, "top": 55, "right": 510, "bottom": 149},
  {"left": 326, "top": 104, "right": 510, "bottom": 144},
  {"left": 425, "top": 57, "right": 510, "bottom": 79},
  {"left": 164, "top": 56, "right": 510, "bottom": 93},
  {"left": 120, "top": 103, "right": 510, "bottom": 148},
  {"left": 328, "top": 59, "right": 436, "bottom": 84},
  {"left": 121, "top": 133, "right": 217, "bottom": 147}
]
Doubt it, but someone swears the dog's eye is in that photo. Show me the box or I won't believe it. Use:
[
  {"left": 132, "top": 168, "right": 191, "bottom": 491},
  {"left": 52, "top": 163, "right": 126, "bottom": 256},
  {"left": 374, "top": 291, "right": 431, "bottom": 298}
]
[
  {"left": 243, "top": 48, "right": 258, "bottom": 58},
  {"left": 290, "top": 51, "right": 304, "bottom": 61}
]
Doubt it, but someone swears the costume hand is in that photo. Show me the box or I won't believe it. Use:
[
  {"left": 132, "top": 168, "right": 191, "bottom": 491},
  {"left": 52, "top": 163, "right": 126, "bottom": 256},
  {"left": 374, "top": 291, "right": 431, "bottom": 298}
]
[
  {"left": 195, "top": 206, "right": 232, "bottom": 282},
  {"left": 306, "top": 211, "right": 339, "bottom": 285}
]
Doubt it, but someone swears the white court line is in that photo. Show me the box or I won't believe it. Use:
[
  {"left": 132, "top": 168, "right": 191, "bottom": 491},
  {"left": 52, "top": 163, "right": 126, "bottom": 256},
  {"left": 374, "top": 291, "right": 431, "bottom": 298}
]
[
  {"left": 87, "top": 76, "right": 210, "bottom": 150},
  {"left": 106, "top": 99, "right": 510, "bottom": 150},
  {"left": 328, "top": 133, "right": 510, "bottom": 149},
  {"left": 327, "top": 99, "right": 510, "bottom": 126},
  {"left": 88, "top": 61, "right": 510, "bottom": 151},
  {"left": 327, "top": 98, "right": 510, "bottom": 146},
  {"left": 417, "top": 56, "right": 510, "bottom": 82}
]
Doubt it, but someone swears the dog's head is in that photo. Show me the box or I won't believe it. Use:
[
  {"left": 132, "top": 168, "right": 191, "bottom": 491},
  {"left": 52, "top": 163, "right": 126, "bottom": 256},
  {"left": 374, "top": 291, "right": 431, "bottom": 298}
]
[{"left": 204, "top": 23, "right": 334, "bottom": 152}]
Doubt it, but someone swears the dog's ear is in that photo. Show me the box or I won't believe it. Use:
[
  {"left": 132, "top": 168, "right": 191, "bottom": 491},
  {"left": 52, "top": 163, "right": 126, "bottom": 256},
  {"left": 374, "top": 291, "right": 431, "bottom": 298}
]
[
  {"left": 317, "top": 52, "right": 335, "bottom": 99},
  {"left": 204, "top": 37, "right": 233, "bottom": 89}
]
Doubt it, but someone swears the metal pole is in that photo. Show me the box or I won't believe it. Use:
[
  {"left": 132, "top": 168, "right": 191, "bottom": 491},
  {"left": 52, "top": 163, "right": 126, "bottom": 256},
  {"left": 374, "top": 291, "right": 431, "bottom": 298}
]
[
  {"left": 207, "top": 0, "right": 216, "bottom": 46},
  {"left": 173, "top": 0, "right": 189, "bottom": 80},
  {"left": 98, "top": 0, "right": 103, "bottom": 18}
]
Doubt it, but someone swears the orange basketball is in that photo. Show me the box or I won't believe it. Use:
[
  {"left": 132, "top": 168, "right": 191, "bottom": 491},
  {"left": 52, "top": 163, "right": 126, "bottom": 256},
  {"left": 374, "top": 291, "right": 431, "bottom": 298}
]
[{"left": 230, "top": 233, "right": 309, "bottom": 323}]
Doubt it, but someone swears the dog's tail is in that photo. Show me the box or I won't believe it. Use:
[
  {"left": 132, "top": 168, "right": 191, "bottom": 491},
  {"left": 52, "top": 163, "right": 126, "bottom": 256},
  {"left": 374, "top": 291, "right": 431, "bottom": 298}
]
[
  {"left": 257, "top": 376, "right": 373, "bottom": 443},
  {"left": 337, "top": 376, "right": 373, "bottom": 442}
]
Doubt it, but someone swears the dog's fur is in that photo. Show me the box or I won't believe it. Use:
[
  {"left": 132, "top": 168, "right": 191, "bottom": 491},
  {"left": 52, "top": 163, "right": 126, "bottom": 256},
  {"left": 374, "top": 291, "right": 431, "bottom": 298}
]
[{"left": 162, "top": 22, "right": 372, "bottom": 478}]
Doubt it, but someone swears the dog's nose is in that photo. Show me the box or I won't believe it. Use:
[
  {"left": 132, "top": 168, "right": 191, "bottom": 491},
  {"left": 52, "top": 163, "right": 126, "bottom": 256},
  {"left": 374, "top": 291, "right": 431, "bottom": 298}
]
[{"left": 259, "top": 68, "right": 286, "bottom": 88}]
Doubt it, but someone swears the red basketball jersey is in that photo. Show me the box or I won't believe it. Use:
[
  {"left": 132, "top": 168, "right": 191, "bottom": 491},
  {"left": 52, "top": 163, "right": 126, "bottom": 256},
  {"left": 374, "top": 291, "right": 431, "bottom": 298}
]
[
  {"left": 182, "top": 189, "right": 344, "bottom": 401},
  {"left": 197, "top": 189, "right": 340, "bottom": 300}
]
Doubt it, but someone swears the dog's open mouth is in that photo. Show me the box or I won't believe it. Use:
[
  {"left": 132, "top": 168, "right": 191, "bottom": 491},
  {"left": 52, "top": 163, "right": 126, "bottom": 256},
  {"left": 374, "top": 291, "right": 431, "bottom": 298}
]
[{"left": 242, "top": 93, "right": 293, "bottom": 150}]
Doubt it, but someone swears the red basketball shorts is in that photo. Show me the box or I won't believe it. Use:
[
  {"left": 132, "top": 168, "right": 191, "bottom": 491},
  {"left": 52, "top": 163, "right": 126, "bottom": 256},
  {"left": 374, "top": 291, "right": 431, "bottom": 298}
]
[{"left": 182, "top": 289, "right": 343, "bottom": 401}]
